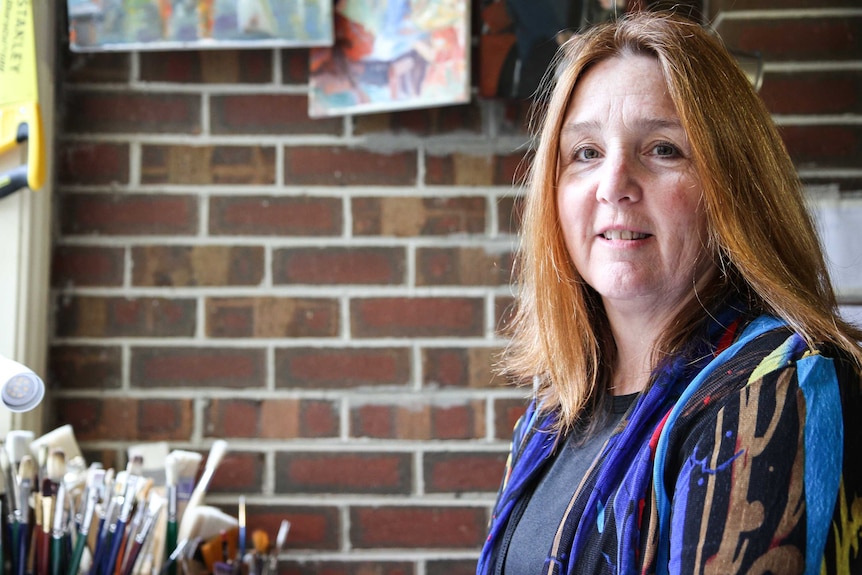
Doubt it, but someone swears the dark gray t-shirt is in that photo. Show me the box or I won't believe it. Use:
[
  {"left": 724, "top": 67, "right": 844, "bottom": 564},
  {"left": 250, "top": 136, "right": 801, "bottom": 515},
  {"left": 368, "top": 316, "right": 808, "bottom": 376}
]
[{"left": 502, "top": 393, "right": 638, "bottom": 575}]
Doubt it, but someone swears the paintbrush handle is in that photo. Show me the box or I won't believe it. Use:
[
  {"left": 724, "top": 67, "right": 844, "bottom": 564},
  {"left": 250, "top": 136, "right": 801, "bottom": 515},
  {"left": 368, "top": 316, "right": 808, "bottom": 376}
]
[
  {"left": 165, "top": 520, "right": 177, "bottom": 575},
  {"left": 104, "top": 520, "right": 126, "bottom": 575},
  {"left": 51, "top": 536, "right": 63, "bottom": 575},
  {"left": 16, "top": 522, "right": 27, "bottom": 575},
  {"left": 67, "top": 533, "right": 86, "bottom": 575}
]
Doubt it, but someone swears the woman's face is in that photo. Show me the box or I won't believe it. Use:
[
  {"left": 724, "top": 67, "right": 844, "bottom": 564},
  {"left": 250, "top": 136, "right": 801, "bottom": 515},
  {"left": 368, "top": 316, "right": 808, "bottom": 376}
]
[{"left": 557, "top": 54, "right": 715, "bottom": 319}]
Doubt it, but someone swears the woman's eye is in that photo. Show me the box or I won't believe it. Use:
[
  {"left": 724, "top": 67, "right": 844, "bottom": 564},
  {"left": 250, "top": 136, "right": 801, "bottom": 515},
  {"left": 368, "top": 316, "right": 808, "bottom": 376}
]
[
  {"left": 653, "top": 143, "right": 678, "bottom": 157},
  {"left": 575, "top": 147, "right": 600, "bottom": 161}
]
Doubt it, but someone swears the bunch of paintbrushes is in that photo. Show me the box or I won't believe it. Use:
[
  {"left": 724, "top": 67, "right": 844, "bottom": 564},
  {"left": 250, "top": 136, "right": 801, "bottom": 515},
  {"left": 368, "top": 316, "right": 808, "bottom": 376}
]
[{"left": 0, "top": 429, "right": 290, "bottom": 575}]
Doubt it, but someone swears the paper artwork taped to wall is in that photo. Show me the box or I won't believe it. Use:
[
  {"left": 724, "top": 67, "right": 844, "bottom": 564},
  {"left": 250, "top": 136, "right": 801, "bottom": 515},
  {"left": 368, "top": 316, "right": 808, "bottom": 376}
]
[
  {"left": 308, "top": 0, "right": 470, "bottom": 117},
  {"left": 67, "top": 0, "right": 334, "bottom": 52}
]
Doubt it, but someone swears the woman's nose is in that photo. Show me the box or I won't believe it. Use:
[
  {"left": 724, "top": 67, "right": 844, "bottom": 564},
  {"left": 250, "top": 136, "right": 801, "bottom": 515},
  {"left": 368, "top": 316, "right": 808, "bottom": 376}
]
[{"left": 595, "top": 153, "right": 642, "bottom": 204}]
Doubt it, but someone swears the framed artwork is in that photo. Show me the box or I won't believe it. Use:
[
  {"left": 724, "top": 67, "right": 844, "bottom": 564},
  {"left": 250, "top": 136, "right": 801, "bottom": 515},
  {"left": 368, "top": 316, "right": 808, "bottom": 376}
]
[
  {"left": 67, "top": 0, "right": 334, "bottom": 52},
  {"left": 478, "top": 0, "right": 635, "bottom": 99},
  {"left": 308, "top": 0, "right": 470, "bottom": 118}
]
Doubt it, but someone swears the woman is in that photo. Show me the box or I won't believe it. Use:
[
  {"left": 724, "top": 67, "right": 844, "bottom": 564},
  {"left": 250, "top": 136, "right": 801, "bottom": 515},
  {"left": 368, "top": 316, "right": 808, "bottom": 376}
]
[{"left": 479, "top": 10, "right": 862, "bottom": 575}]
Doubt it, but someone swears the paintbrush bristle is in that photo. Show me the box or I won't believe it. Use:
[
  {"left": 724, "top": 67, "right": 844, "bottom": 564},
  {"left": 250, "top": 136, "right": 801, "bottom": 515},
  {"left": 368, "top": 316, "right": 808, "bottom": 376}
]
[
  {"left": 6, "top": 429, "right": 33, "bottom": 463},
  {"left": 17, "top": 454, "right": 35, "bottom": 482},
  {"left": 47, "top": 448, "right": 66, "bottom": 484},
  {"left": 251, "top": 529, "right": 269, "bottom": 553}
]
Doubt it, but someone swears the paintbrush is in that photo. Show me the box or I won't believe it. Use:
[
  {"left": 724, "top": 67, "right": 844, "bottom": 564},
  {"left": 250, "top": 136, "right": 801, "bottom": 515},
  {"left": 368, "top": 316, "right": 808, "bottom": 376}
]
[
  {"left": 120, "top": 494, "right": 162, "bottom": 575},
  {"left": 103, "top": 456, "right": 142, "bottom": 575},
  {"left": 237, "top": 496, "right": 246, "bottom": 563},
  {"left": 249, "top": 529, "right": 268, "bottom": 575},
  {"left": 266, "top": 520, "right": 290, "bottom": 575},
  {"left": 157, "top": 537, "right": 192, "bottom": 575},
  {"left": 164, "top": 450, "right": 202, "bottom": 527},
  {"left": 50, "top": 482, "right": 67, "bottom": 575},
  {"left": 177, "top": 440, "right": 228, "bottom": 542},
  {"left": 15, "top": 454, "right": 35, "bottom": 575},
  {"left": 90, "top": 467, "right": 116, "bottom": 574},
  {"left": 119, "top": 477, "right": 152, "bottom": 575},
  {"left": 5, "top": 432, "right": 32, "bottom": 575},
  {"left": 39, "top": 478, "right": 54, "bottom": 575},
  {"left": 68, "top": 466, "right": 104, "bottom": 575},
  {"left": 40, "top": 449, "right": 66, "bottom": 574}
]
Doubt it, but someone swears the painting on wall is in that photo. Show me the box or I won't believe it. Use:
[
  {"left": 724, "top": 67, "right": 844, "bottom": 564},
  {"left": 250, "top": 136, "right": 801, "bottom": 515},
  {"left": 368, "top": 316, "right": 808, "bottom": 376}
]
[
  {"left": 67, "top": 0, "right": 334, "bottom": 52},
  {"left": 478, "top": 0, "right": 636, "bottom": 99},
  {"left": 308, "top": 0, "right": 470, "bottom": 117}
]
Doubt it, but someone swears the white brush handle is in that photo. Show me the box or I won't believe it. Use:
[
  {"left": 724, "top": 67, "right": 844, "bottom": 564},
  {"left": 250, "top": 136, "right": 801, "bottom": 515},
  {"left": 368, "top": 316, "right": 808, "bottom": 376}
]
[{"left": 177, "top": 440, "right": 227, "bottom": 540}]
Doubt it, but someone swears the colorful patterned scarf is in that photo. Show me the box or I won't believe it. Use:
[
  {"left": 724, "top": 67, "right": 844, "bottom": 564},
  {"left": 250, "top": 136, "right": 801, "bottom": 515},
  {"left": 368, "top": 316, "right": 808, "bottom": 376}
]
[{"left": 477, "top": 305, "right": 750, "bottom": 575}]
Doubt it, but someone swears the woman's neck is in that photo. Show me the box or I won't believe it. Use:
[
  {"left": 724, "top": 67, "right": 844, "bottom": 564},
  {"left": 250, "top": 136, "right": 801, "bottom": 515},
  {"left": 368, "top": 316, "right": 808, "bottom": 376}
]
[{"left": 605, "top": 308, "right": 668, "bottom": 396}]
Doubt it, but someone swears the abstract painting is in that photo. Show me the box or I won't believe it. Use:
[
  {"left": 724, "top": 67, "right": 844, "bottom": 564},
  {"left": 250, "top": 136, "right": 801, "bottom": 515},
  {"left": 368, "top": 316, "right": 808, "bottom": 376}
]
[
  {"left": 67, "top": 0, "right": 334, "bottom": 52},
  {"left": 308, "top": 0, "right": 470, "bottom": 117}
]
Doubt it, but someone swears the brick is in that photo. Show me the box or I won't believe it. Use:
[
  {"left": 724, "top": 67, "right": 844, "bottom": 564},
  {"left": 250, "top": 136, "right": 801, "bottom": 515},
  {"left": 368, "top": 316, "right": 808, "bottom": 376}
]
[
  {"left": 281, "top": 49, "right": 310, "bottom": 84},
  {"left": 52, "top": 246, "right": 124, "bottom": 287},
  {"left": 57, "top": 142, "right": 129, "bottom": 185},
  {"left": 55, "top": 296, "right": 196, "bottom": 338},
  {"left": 206, "top": 297, "right": 339, "bottom": 338},
  {"left": 275, "top": 452, "right": 412, "bottom": 494},
  {"left": 416, "top": 246, "right": 514, "bottom": 286},
  {"left": 63, "top": 91, "right": 201, "bottom": 134},
  {"left": 63, "top": 52, "right": 130, "bottom": 83},
  {"left": 59, "top": 193, "right": 198, "bottom": 236},
  {"left": 497, "top": 194, "right": 523, "bottom": 235},
  {"left": 425, "top": 151, "right": 529, "bottom": 187},
  {"left": 495, "top": 151, "right": 530, "bottom": 186},
  {"left": 139, "top": 50, "right": 272, "bottom": 83},
  {"left": 132, "top": 245, "right": 264, "bottom": 286},
  {"left": 205, "top": 398, "right": 339, "bottom": 439},
  {"left": 352, "top": 197, "right": 486, "bottom": 236},
  {"left": 209, "top": 196, "right": 342, "bottom": 236},
  {"left": 57, "top": 398, "right": 193, "bottom": 441},
  {"left": 276, "top": 347, "right": 411, "bottom": 389},
  {"left": 494, "top": 398, "right": 528, "bottom": 440},
  {"left": 48, "top": 345, "right": 122, "bottom": 390},
  {"left": 426, "top": 560, "right": 478, "bottom": 575},
  {"left": 422, "top": 347, "right": 504, "bottom": 389},
  {"left": 353, "top": 104, "right": 483, "bottom": 135},
  {"left": 780, "top": 125, "right": 862, "bottom": 169},
  {"left": 284, "top": 147, "right": 417, "bottom": 186},
  {"left": 350, "top": 400, "right": 486, "bottom": 440},
  {"left": 425, "top": 153, "right": 495, "bottom": 186},
  {"left": 716, "top": 16, "right": 862, "bottom": 62},
  {"left": 131, "top": 347, "right": 266, "bottom": 389},
  {"left": 211, "top": 94, "right": 340, "bottom": 135},
  {"left": 206, "top": 451, "right": 263, "bottom": 494},
  {"left": 423, "top": 451, "right": 507, "bottom": 493},
  {"left": 273, "top": 247, "right": 405, "bottom": 285},
  {"left": 760, "top": 71, "right": 862, "bottom": 116},
  {"left": 351, "top": 297, "right": 483, "bottom": 338},
  {"left": 279, "top": 561, "right": 414, "bottom": 575},
  {"left": 350, "top": 506, "right": 486, "bottom": 549},
  {"left": 245, "top": 505, "right": 340, "bottom": 550},
  {"left": 142, "top": 145, "right": 276, "bottom": 185}
]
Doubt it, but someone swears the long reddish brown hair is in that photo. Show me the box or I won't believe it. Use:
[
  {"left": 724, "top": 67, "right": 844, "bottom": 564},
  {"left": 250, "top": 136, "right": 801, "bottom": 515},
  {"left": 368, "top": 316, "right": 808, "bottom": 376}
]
[{"left": 501, "top": 10, "right": 862, "bottom": 430}]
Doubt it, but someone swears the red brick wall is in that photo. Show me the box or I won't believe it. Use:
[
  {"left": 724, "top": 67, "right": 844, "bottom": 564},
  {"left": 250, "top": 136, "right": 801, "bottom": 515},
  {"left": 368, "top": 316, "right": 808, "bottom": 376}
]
[{"left": 48, "top": 1, "right": 860, "bottom": 573}]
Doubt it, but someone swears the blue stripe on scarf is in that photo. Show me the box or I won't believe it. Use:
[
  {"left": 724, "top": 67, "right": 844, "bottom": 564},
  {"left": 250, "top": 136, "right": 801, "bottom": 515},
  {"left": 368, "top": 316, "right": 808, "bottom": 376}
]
[{"left": 796, "top": 354, "right": 843, "bottom": 575}]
